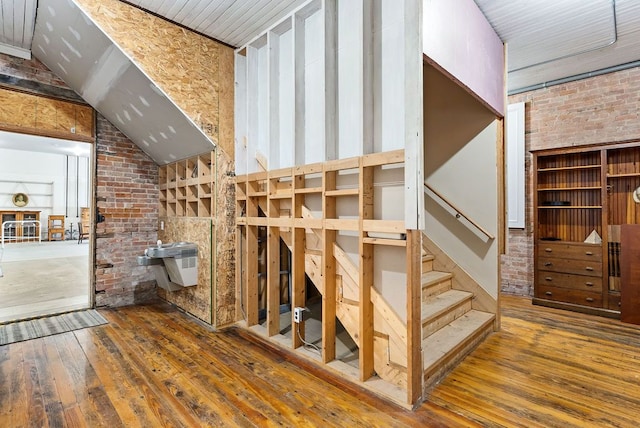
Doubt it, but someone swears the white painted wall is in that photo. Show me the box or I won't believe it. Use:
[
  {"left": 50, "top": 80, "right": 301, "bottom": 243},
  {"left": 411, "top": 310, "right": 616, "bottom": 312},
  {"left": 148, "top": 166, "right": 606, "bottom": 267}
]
[
  {"left": 423, "top": 0, "right": 505, "bottom": 116},
  {"left": 424, "top": 64, "right": 500, "bottom": 299},
  {"left": 0, "top": 148, "right": 90, "bottom": 236}
]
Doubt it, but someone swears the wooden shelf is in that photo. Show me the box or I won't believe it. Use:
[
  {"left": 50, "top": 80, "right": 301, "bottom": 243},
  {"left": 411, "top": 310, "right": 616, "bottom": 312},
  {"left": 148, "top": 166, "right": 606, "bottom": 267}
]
[
  {"left": 538, "top": 186, "right": 601, "bottom": 191},
  {"left": 538, "top": 206, "right": 602, "bottom": 209},
  {"left": 607, "top": 173, "right": 640, "bottom": 178},
  {"left": 533, "top": 142, "right": 640, "bottom": 319},
  {"left": 537, "top": 165, "right": 601, "bottom": 172},
  {"left": 158, "top": 151, "right": 215, "bottom": 218}
]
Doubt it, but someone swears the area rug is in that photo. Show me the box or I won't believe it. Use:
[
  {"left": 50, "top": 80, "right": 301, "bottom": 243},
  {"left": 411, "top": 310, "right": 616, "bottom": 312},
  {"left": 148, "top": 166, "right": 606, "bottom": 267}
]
[{"left": 0, "top": 309, "right": 108, "bottom": 345}]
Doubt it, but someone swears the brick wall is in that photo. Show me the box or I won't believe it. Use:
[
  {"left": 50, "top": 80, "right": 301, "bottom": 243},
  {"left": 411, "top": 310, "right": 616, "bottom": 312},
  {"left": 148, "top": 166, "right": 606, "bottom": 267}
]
[
  {"left": 503, "top": 65, "right": 640, "bottom": 295},
  {"left": 0, "top": 53, "right": 159, "bottom": 307},
  {"left": 0, "top": 53, "right": 67, "bottom": 88},
  {"left": 95, "top": 115, "right": 158, "bottom": 307}
]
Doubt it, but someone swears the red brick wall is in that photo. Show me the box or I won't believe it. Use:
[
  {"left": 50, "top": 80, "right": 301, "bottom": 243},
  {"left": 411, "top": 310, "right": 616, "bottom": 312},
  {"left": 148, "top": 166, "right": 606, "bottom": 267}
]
[
  {"left": 95, "top": 115, "right": 158, "bottom": 307},
  {"left": 1, "top": 53, "right": 159, "bottom": 306},
  {"left": 503, "top": 66, "right": 640, "bottom": 295},
  {"left": 0, "top": 53, "right": 67, "bottom": 87}
]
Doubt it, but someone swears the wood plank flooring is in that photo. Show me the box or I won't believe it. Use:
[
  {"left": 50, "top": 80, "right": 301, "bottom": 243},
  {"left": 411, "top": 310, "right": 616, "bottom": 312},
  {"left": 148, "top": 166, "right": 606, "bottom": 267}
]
[{"left": 1, "top": 295, "right": 639, "bottom": 427}]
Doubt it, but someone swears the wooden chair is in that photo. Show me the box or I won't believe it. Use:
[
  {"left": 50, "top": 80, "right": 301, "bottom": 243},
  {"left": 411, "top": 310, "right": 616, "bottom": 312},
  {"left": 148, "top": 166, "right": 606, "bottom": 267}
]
[{"left": 78, "top": 222, "right": 89, "bottom": 244}]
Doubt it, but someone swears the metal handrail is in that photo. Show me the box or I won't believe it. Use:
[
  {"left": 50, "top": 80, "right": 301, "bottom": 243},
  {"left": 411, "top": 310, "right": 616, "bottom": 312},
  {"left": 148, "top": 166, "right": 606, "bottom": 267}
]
[
  {"left": 1, "top": 220, "right": 42, "bottom": 248},
  {"left": 424, "top": 183, "right": 494, "bottom": 241}
]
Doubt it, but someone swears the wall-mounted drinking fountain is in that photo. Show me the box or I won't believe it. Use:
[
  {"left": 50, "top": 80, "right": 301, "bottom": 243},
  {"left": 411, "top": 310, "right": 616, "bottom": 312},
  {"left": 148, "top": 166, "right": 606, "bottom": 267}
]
[{"left": 137, "top": 240, "right": 198, "bottom": 291}]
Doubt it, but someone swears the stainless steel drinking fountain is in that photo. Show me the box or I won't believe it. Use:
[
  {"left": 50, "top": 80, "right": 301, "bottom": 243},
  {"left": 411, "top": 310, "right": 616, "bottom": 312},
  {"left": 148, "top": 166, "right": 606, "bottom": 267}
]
[{"left": 137, "top": 241, "right": 198, "bottom": 291}]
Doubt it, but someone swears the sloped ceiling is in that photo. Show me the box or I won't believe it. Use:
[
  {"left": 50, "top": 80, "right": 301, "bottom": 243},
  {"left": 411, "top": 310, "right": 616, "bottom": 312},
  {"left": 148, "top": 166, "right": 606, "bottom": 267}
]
[{"left": 31, "top": 0, "right": 214, "bottom": 165}]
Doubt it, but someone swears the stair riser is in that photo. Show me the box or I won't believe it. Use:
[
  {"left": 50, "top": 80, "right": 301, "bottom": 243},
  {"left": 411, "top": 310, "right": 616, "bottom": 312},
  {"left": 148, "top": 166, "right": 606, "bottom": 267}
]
[
  {"left": 422, "top": 323, "right": 493, "bottom": 394},
  {"left": 422, "top": 300, "right": 472, "bottom": 339},
  {"left": 422, "top": 279, "right": 452, "bottom": 302},
  {"left": 422, "top": 259, "right": 433, "bottom": 272}
]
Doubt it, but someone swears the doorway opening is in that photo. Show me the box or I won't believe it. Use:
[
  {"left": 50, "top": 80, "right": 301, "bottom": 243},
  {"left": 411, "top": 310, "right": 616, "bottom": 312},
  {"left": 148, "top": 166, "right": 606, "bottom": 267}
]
[{"left": 0, "top": 131, "right": 94, "bottom": 323}]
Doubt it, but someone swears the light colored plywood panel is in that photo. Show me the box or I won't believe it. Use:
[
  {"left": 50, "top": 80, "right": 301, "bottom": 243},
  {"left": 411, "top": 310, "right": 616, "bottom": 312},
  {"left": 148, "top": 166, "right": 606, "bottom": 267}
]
[
  {"left": 214, "top": 149, "right": 236, "bottom": 327},
  {"left": 219, "top": 46, "right": 235, "bottom": 158},
  {"left": 34, "top": 98, "right": 57, "bottom": 132},
  {"left": 157, "top": 216, "right": 213, "bottom": 324},
  {"left": 54, "top": 100, "right": 76, "bottom": 134},
  {"left": 76, "top": 0, "right": 234, "bottom": 155},
  {"left": 0, "top": 88, "right": 94, "bottom": 140},
  {"left": 0, "top": 89, "right": 37, "bottom": 128},
  {"left": 74, "top": 104, "right": 95, "bottom": 137}
]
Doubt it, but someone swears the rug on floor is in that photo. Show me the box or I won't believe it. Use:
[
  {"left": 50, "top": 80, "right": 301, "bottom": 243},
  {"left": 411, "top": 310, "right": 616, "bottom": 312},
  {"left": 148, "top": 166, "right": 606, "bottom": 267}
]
[{"left": 0, "top": 309, "right": 108, "bottom": 345}]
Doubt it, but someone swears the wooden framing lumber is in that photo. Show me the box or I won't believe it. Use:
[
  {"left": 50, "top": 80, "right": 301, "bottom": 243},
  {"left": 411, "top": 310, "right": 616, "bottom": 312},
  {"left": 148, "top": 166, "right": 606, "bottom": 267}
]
[
  {"left": 406, "top": 230, "right": 422, "bottom": 405},
  {"left": 359, "top": 164, "right": 375, "bottom": 380},
  {"left": 267, "top": 176, "right": 281, "bottom": 337},
  {"left": 322, "top": 169, "right": 337, "bottom": 362}
]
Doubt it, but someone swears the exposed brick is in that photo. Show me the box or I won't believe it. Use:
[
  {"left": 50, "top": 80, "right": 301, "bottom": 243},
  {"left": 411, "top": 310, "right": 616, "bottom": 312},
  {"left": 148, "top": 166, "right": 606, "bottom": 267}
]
[{"left": 503, "top": 65, "right": 640, "bottom": 297}]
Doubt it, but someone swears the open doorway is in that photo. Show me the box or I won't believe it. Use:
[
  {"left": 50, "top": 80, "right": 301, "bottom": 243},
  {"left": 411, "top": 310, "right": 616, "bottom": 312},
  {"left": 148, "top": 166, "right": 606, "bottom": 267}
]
[{"left": 0, "top": 131, "right": 93, "bottom": 323}]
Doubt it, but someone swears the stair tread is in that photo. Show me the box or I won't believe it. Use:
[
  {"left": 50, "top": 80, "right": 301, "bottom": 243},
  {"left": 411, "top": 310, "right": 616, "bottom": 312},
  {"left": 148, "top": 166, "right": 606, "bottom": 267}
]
[
  {"left": 422, "top": 254, "right": 434, "bottom": 261},
  {"left": 422, "top": 310, "right": 495, "bottom": 370},
  {"left": 421, "top": 289, "right": 473, "bottom": 322},
  {"left": 421, "top": 271, "right": 452, "bottom": 287}
]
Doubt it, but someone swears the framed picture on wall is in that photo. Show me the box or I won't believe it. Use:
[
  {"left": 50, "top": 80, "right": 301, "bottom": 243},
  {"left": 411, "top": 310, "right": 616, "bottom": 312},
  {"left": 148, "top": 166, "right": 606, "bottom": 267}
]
[{"left": 12, "top": 192, "right": 28, "bottom": 207}]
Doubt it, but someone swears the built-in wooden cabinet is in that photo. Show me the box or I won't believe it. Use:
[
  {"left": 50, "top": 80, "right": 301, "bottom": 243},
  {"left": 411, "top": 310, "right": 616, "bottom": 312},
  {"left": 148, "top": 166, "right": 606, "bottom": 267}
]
[
  {"left": 533, "top": 141, "right": 640, "bottom": 319},
  {"left": 0, "top": 211, "right": 41, "bottom": 242},
  {"left": 158, "top": 152, "right": 215, "bottom": 217}
]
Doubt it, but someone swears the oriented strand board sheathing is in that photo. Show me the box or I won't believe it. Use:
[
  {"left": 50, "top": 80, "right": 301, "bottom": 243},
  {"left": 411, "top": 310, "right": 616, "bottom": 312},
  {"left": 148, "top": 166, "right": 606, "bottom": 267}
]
[
  {"left": 218, "top": 47, "right": 235, "bottom": 158},
  {"left": 0, "top": 89, "right": 36, "bottom": 128},
  {"left": 158, "top": 216, "right": 213, "bottom": 324},
  {"left": 76, "top": 0, "right": 235, "bottom": 157},
  {"left": 214, "top": 149, "right": 236, "bottom": 326},
  {"left": 0, "top": 87, "right": 94, "bottom": 139},
  {"left": 75, "top": 104, "right": 94, "bottom": 136}
]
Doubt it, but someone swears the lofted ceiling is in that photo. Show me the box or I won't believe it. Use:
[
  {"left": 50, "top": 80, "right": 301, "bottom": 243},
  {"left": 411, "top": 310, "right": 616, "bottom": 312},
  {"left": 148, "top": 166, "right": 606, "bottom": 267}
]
[{"left": 1, "top": 0, "right": 640, "bottom": 157}]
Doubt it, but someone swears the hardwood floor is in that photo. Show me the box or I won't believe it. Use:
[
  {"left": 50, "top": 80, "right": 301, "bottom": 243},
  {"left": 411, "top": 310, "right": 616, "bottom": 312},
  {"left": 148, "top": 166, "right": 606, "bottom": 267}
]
[{"left": 1, "top": 295, "right": 639, "bottom": 427}]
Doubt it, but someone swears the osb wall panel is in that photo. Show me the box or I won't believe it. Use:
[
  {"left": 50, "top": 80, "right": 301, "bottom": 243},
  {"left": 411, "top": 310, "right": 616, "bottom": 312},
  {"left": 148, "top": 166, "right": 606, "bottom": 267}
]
[
  {"left": 158, "top": 216, "right": 213, "bottom": 324},
  {"left": 76, "top": 0, "right": 234, "bottom": 158},
  {"left": 0, "top": 87, "right": 94, "bottom": 139},
  {"left": 214, "top": 149, "right": 236, "bottom": 326}
]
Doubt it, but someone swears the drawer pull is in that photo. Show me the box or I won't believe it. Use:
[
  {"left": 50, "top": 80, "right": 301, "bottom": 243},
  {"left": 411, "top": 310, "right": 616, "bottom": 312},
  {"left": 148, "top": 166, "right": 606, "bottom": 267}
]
[
  {"left": 545, "top": 291, "right": 552, "bottom": 296},
  {"left": 585, "top": 251, "right": 593, "bottom": 256},
  {"left": 586, "top": 297, "right": 594, "bottom": 302},
  {"left": 545, "top": 277, "right": 553, "bottom": 282},
  {"left": 585, "top": 266, "right": 594, "bottom": 271},
  {"left": 545, "top": 248, "right": 553, "bottom": 253},
  {"left": 585, "top": 282, "right": 594, "bottom": 287},
  {"left": 544, "top": 262, "right": 552, "bottom": 266}
]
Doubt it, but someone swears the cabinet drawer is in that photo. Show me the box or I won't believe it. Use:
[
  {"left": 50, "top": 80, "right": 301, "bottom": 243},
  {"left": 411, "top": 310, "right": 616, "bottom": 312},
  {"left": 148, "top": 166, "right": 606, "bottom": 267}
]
[
  {"left": 536, "top": 284, "right": 602, "bottom": 307},
  {"left": 538, "top": 257, "right": 602, "bottom": 277},
  {"left": 537, "top": 272, "right": 602, "bottom": 292},
  {"left": 537, "top": 242, "right": 602, "bottom": 261}
]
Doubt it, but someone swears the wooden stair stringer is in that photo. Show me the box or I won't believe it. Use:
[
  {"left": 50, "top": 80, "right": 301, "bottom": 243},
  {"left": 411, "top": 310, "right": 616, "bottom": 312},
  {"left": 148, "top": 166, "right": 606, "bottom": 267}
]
[{"left": 278, "top": 207, "right": 409, "bottom": 389}]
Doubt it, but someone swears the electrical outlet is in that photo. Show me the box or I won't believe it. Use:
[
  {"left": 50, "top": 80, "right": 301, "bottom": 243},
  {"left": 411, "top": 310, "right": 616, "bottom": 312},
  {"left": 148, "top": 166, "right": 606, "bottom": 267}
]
[{"left": 293, "top": 307, "right": 307, "bottom": 323}]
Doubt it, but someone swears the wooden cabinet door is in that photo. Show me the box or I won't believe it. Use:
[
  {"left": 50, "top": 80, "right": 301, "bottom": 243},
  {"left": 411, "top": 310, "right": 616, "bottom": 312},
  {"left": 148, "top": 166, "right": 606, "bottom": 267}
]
[{"left": 620, "top": 224, "right": 640, "bottom": 324}]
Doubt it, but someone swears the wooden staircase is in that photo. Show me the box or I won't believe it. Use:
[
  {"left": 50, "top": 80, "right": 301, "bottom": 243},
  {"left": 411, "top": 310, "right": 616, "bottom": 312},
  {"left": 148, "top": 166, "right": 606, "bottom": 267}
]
[{"left": 420, "top": 250, "right": 495, "bottom": 393}]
